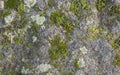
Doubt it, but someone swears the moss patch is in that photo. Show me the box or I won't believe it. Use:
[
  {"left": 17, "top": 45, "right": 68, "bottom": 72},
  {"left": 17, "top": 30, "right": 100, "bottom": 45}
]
[
  {"left": 5, "top": 0, "right": 18, "bottom": 9},
  {"left": 50, "top": 10, "right": 74, "bottom": 33},
  {"left": 62, "top": 72, "right": 74, "bottom": 75},
  {"left": 96, "top": 0, "right": 106, "bottom": 11},
  {"left": 111, "top": 37, "right": 120, "bottom": 49},
  {"left": 108, "top": 4, "right": 120, "bottom": 21},
  {"left": 47, "top": 0, "right": 57, "bottom": 7},
  {"left": 5, "top": 0, "right": 22, "bottom": 10},
  {"left": 70, "top": 0, "right": 90, "bottom": 17},
  {"left": 0, "top": 53, "right": 5, "bottom": 60},
  {"left": 48, "top": 35, "right": 68, "bottom": 61},
  {"left": 113, "top": 53, "right": 120, "bottom": 66},
  {"left": 87, "top": 26, "right": 100, "bottom": 40},
  {"left": 74, "top": 59, "right": 80, "bottom": 69}
]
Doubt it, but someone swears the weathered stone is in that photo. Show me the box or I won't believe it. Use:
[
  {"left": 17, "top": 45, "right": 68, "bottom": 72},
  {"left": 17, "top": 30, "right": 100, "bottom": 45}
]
[{"left": 0, "top": 1, "right": 4, "bottom": 10}]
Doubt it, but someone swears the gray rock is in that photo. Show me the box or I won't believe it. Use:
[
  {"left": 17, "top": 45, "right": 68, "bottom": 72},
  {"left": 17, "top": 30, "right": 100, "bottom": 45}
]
[{"left": 37, "top": 0, "right": 48, "bottom": 10}]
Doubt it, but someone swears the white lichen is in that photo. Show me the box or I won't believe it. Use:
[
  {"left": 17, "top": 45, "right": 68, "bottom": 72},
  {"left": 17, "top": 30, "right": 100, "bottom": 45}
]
[
  {"left": 0, "top": 1, "right": 4, "bottom": 10},
  {"left": 46, "top": 72, "right": 53, "bottom": 75},
  {"left": 41, "top": 25, "right": 45, "bottom": 29},
  {"left": 21, "top": 67, "right": 30, "bottom": 74},
  {"left": 4, "top": 10, "right": 16, "bottom": 24},
  {"left": 32, "top": 36, "right": 37, "bottom": 42},
  {"left": 36, "top": 64, "right": 52, "bottom": 73},
  {"left": 78, "top": 58, "right": 86, "bottom": 68},
  {"left": 24, "top": 0, "right": 36, "bottom": 8},
  {"left": 24, "top": 5, "right": 31, "bottom": 13},
  {"left": 31, "top": 15, "right": 45, "bottom": 25},
  {"left": 79, "top": 46, "right": 88, "bottom": 54}
]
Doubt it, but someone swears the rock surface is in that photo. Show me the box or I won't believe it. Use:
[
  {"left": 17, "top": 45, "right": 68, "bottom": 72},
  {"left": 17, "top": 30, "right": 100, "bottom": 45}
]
[{"left": 0, "top": 0, "right": 120, "bottom": 75}]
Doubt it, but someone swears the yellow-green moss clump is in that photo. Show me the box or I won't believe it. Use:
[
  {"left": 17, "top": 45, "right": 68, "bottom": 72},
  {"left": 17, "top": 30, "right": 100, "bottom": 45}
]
[
  {"left": 111, "top": 37, "right": 120, "bottom": 49},
  {"left": 70, "top": 0, "right": 90, "bottom": 17},
  {"left": 96, "top": 0, "right": 106, "bottom": 11},
  {"left": 5, "top": 0, "right": 22, "bottom": 9},
  {"left": 62, "top": 72, "right": 74, "bottom": 75},
  {"left": 47, "top": 0, "right": 57, "bottom": 7},
  {"left": 113, "top": 53, "right": 120, "bottom": 66},
  {"left": 48, "top": 35, "right": 68, "bottom": 61},
  {"left": 87, "top": 26, "right": 100, "bottom": 40},
  {"left": 0, "top": 53, "right": 5, "bottom": 60},
  {"left": 0, "top": 9, "right": 10, "bottom": 19},
  {"left": 50, "top": 11, "right": 73, "bottom": 33},
  {"left": 108, "top": 4, "right": 120, "bottom": 21},
  {"left": 74, "top": 59, "right": 80, "bottom": 69}
]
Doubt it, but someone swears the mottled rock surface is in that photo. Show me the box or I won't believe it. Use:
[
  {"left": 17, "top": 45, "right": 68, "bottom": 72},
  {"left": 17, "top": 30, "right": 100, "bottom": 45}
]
[{"left": 0, "top": 0, "right": 120, "bottom": 75}]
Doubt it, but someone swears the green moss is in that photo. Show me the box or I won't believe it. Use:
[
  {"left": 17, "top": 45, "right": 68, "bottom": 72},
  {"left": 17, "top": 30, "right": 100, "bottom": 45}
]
[
  {"left": 87, "top": 26, "right": 100, "bottom": 40},
  {"left": 48, "top": 35, "right": 68, "bottom": 61},
  {"left": 33, "top": 5, "right": 40, "bottom": 12},
  {"left": 70, "top": 0, "right": 90, "bottom": 17},
  {"left": 111, "top": 37, "right": 120, "bottom": 49},
  {"left": 62, "top": 72, "right": 74, "bottom": 75},
  {"left": 14, "top": 37, "right": 24, "bottom": 45},
  {"left": 47, "top": 0, "right": 56, "bottom": 7},
  {"left": 18, "top": 2, "right": 24, "bottom": 13},
  {"left": 96, "top": 0, "right": 106, "bottom": 11},
  {"left": 23, "top": 63, "right": 33, "bottom": 70},
  {"left": 30, "top": 22, "right": 40, "bottom": 36},
  {"left": 50, "top": 11, "right": 74, "bottom": 33},
  {"left": 108, "top": 5, "right": 120, "bottom": 21},
  {"left": 0, "top": 9, "right": 10, "bottom": 19},
  {"left": 74, "top": 59, "right": 80, "bottom": 68},
  {"left": 54, "top": 62, "right": 60, "bottom": 68},
  {"left": 5, "top": 0, "right": 22, "bottom": 10},
  {"left": 110, "top": 5, "right": 120, "bottom": 14},
  {"left": 1, "top": 34, "right": 11, "bottom": 47},
  {"left": 2, "top": 9, "right": 10, "bottom": 17},
  {"left": 8, "top": 70, "right": 21, "bottom": 75},
  {"left": 0, "top": 53, "right": 5, "bottom": 60},
  {"left": 28, "top": 43, "right": 33, "bottom": 48},
  {"left": 11, "top": 13, "right": 27, "bottom": 29},
  {"left": 113, "top": 53, "right": 120, "bottom": 66}
]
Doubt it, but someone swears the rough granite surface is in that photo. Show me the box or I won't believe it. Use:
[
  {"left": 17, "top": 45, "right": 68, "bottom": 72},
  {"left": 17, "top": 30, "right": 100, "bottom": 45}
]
[{"left": 0, "top": 0, "right": 120, "bottom": 75}]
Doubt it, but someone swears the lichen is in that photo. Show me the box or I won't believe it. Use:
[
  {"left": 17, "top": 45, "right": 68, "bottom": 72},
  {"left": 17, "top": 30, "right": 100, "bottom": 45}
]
[
  {"left": 74, "top": 58, "right": 86, "bottom": 68},
  {"left": 4, "top": 10, "right": 16, "bottom": 24},
  {"left": 0, "top": 1, "right": 4, "bottom": 10},
  {"left": 23, "top": 0, "right": 36, "bottom": 8},
  {"left": 36, "top": 64, "right": 52, "bottom": 73},
  {"left": 31, "top": 15, "right": 46, "bottom": 25},
  {"left": 79, "top": 46, "right": 88, "bottom": 54},
  {"left": 32, "top": 36, "right": 37, "bottom": 42}
]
